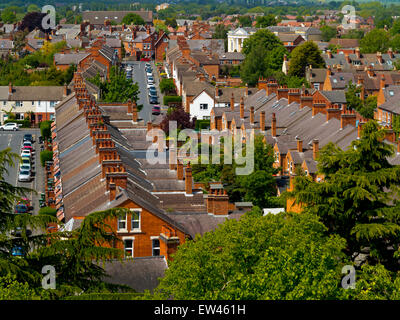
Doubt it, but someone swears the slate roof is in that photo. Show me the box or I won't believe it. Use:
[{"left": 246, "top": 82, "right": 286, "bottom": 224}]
[
  {"left": 0, "top": 86, "right": 65, "bottom": 101},
  {"left": 54, "top": 52, "right": 90, "bottom": 65},
  {"left": 82, "top": 11, "right": 153, "bottom": 24}
]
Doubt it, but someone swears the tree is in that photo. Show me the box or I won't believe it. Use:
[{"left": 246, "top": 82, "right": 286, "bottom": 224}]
[
  {"left": 1, "top": 8, "right": 17, "bottom": 24},
  {"left": 240, "top": 30, "right": 287, "bottom": 86},
  {"left": 237, "top": 15, "right": 252, "bottom": 27},
  {"left": 360, "top": 29, "right": 390, "bottom": 54},
  {"left": 212, "top": 24, "right": 229, "bottom": 39},
  {"left": 121, "top": 13, "right": 145, "bottom": 25},
  {"left": 154, "top": 210, "right": 350, "bottom": 299},
  {"left": 320, "top": 25, "right": 337, "bottom": 42},
  {"left": 27, "top": 4, "right": 40, "bottom": 13},
  {"left": 288, "top": 41, "right": 325, "bottom": 78},
  {"left": 40, "top": 120, "right": 52, "bottom": 142},
  {"left": 289, "top": 121, "right": 400, "bottom": 271},
  {"left": 159, "top": 78, "right": 175, "bottom": 94},
  {"left": 255, "top": 14, "right": 277, "bottom": 28},
  {"left": 345, "top": 81, "right": 376, "bottom": 119},
  {"left": 160, "top": 105, "right": 195, "bottom": 136},
  {"left": 165, "top": 17, "right": 177, "bottom": 28}
]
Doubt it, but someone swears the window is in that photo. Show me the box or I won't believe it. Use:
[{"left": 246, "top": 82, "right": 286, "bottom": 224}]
[
  {"left": 152, "top": 238, "right": 160, "bottom": 256},
  {"left": 50, "top": 101, "right": 56, "bottom": 107},
  {"left": 131, "top": 210, "right": 141, "bottom": 231},
  {"left": 314, "top": 83, "right": 320, "bottom": 90},
  {"left": 117, "top": 214, "right": 127, "bottom": 232},
  {"left": 31, "top": 101, "right": 34, "bottom": 106},
  {"left": 124, "top": 239, "right": 134, "bottom": 258},
  {"left": 200, "top": 103, "right": 208, "bottom": 110},
  {"left": 15, "top": 101, "right": 22, "bottom": 107}
]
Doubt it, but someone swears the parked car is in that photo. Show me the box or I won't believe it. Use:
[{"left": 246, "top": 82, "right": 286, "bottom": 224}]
[
  {"left": 126, "top": 66, "right": 133, "bottom": 72},
  {"left": 18, "top": 169, "right": 31, "bottom": 182},
  {"left": 152, "top": 105, "right": 161, "bottom": 115},
  {"left": 0, "top": 122, "right": 19, "bottom": 131},
  {"left": 145, "top": 63, "right": 151, "bottom": 67},
  {"left": 15, "top": 204, "right": 30, "bottom": 214},
  {"left": 147, "top": 84, "right": 156, "bottom": 89},
  {"left": 149, "top": 96, "right": 159, "bottom": 104},
  {"left": 21, "top": 158, "right": 31, "bottom": 167},
  {"left": 21, "top": 141, "right": 33, "bottom": 152},
  {"left": 23, "top": 134, "right": 33, "bottom": 143},
  {"left": 147, "top": 76, "right": 154, "bottom": 83},
  {"left": 146, "top": 71, "right": 153, "bottom": 77},
  {"left": 21, "top": 150, "right": 32, "bottom": 158},
  {"left": 148, "top": 88, "right": 157, "bottom": 96},
  {"left": 20, "top": 164, "right": 31, "bottom": 173}
]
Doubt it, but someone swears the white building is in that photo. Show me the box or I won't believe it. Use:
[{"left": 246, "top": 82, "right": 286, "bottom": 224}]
[{"left": 227, "top": 27, "right": 257, "bottom": 53}]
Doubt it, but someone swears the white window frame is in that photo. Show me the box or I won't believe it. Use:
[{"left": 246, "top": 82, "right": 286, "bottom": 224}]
[
  {"left": 117, "top": 213, "right": 127, "bottom": 233},
  {"left": 123, "top": 236, "right": 134, "bottom": 258},
  {"left": 200, "top": 103, "right": 208, "bottom": 110},
  {"left": 130, "top": 208, "right": 142, "bottom": 232},
  {"left": 151, "top": 236, "right": 160, "bottom": 256}
]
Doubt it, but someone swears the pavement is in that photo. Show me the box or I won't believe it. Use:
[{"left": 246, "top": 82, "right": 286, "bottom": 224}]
[
  {"left": 0, "top": 128, "right": 45, "bottom": 216},
  {"left": 123, "top": 60, "right": 166, "bottom": 124}
]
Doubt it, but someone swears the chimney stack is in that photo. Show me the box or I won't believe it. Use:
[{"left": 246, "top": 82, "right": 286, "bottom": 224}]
[
  {"left": 215, "top": 86, "right": 219, "bottom": 98},
  {"left": 312, "top": 139, "right": 319, "bottom": 160},
  {"left": 177, "top": 161, "right": 183, "bottom": 180},
  {"left": 240, "top": 97, "right": 244, "bottom": 119},
  {"left": 132, "top": 100, "right": 138, "bottom": 123},
  {"left": 250, "top": 106, "right": 254, "bottom": 124},
  {"left": 357, "top": 122, "right": 363, "bottom": 139},
  {"left": 271, "top": 112, "right": 276, "bottom": 137},
  {"left": 377, "top": 52, "right": 383, "bottom": 64},
  {"left": 327, "top": 49, "right": 332, "bottom": 59},
  {"left": 8, "top": 82, "right": 12, "bottom": 94},
  {"left": 326, "top": 65, "right": 331, "bottom": 77},
  {"left": 185, "top": 162, "right": 192, "bottom": 195},
  {"left": 127, "top": 99, "right": 132, "bottom": 113},
  {"left": 297, "top": 138, "right": 303, "bottom": 152},
  {"left": 388, "top": 47, "right": 394, "bottom": 59},
  {"left": 245, "top": 84, "right": 248, "bottom": 97},
  {"left": 230, "top": 93, "right": 235, "bottom": 111},
  {"left": 108, "top": 178, "right": 116, "bottom": 201},
  {"left": 260, "top": 111, "right": 266, "bottom": 132},
  {"left": 380, "top": 74, "right": 386, "bottom": 90},
  {"left": 355, "top": 47, "right": 360, "bottom": 59}
]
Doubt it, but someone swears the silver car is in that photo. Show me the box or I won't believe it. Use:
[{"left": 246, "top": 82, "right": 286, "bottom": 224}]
[
  {"left": 18, "top": 170, "right": 31, "bottom": 182},
  {"left": 0, "top": 123, "right": 19, "bottom": 131}
]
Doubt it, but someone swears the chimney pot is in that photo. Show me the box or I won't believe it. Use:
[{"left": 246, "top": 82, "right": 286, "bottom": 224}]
[{"left": 313, "top": 139, "right": 319, "bottom": 160}]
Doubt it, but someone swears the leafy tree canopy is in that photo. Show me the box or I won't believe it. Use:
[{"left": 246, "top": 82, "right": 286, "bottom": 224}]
[
  {"left": 288, "top": 41, "right": 325, "bottom": 78},
  {"left": 122, "top": 13, "right": 145, "bottom": 25}
]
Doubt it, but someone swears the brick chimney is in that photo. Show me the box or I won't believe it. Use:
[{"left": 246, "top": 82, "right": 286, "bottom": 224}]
[
  {"left": 326, "top": 65, "right": 332, "bottom": 77},
  {"left": 147, "top": 121, "right": 152, "bottom": 132},
  {"left": 230, "top": 93, "right": 235, "bottom": 111},
  {"left": 297, "top": 138, "right": 303, "bottom": 152},
  {"left": 177, "top": 161, "right": 183, "bottom": 180},
  {"left": 266, "top": 79, "right": 278, "bottom": 96},
  {"left": 211, "top": 189, "right": 229, "bottom": 215},
  {"left": 340, "top": 111, "right": 356, "bottom": 129},
  {"left": 160, "top": 225, "right": 180, "bottom": 261},
  {"left": 215, "top": 85, "right": 219, "bottom": 98},
  {"left": 132, "top": 100, "right": 138, "bottom": 123},
  {"left": 8, "top": 82, "right": 12, "bottom": 94},
  {"left": 127, "top": 99, "right": 133, "bottom": 113},
  {"left": 300, "top": 91, "right": 313, "bottom": 109},
  {"left": 240, "top": 97, "right": 244, "bottom": 119},
  {"left": 250, "top": 106, "right": 254, "bottom": 124},
  {"left": 326, "top": 107, "right": 342, "bottom": 121},
  {"left": 345, "top": 53, "right": 350, "bottom": 64},
  {"left": 260, "top": 111, "right": 266, "bottom": 132},
  {"left": 312, "top": 139, "right": 319, "bottom": 160},
  {"left": 288, "top": 89, "right": 301, "bottom": 104},
  {"left": 108, "top": 178, "right": 116, "bottom": 201},
  {"left": 271, "top": 112, "right": 276, "bottom": 137},
  {"left": 327, "top": 49, "right": 332, "bottom": 59},
  {"left": 245, "top": 84, "right": 248, "bottom": 97},
  {"left": 380, "top": 74, "right": 386, "bottom": 90},
  {"left": 185, "top": 162, "right": 192, "bottom": 195},
  {"left": 366, "top": 65, "right": 374, "bottom": 77},
  {"left": 277, "top": 86, "right": 288, "bottom": 100},
  {"left": 63, "top": 84, "right": 68, "bottom": 97}
]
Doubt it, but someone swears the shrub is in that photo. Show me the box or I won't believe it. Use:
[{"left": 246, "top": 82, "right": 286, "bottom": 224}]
[
  {"left": 163, "top": 95, "right": 182, "bottom": 105},
  {"left": 40, "top": 150, "right": 53, "bottom": 167},
  {"left": 38, "top": 206, "right": 57, "bottom": 217},
  {"left": 195, "top": 119, "right": 210, "bottom": 131},
  {"left": 39, "top": 120, "right": 52, "bottom": 141}
]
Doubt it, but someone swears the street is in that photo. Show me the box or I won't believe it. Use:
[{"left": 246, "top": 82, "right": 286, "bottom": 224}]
[
  {"left": 0, "top": 129, "right": 45, "bottom": 216},
  {"left": 124, "top": 60, "right": 165, "bottom": 124}
]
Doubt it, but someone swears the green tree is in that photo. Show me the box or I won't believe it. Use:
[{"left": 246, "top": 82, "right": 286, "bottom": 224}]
[
  {"left": 121, "top": 13, "right": 145, "bottom": 25},
  {"left": 288, "top": 41, "right": 325, "bottom": 78},
  {"left": 289, "top": 121, "right": 400, "bottom": 271},
  {"left": 1, "top": 8, "right": 17, "bottom": 23},
  {"left": 165, "top": 17, "right": 177, "bottom": 28},
  {"left": 237, "top": 15, "right": 252, "bottom": 27},
  {"left": 255, "top": 14, "right": 277, "bottom": 28},
  {"left": 320, "top": 25, "right": 337, "bottom": 42},
  {"left": 27, "top": 4, "right": 40, "bottom": 13},
  {"left": 154, "top": 210, "right": 349, "bottom": 299},
  {"left": 0, "top": 274, "right": 40, "bottom": 300},
  {"left": 159, "top": 78, "right": 175, "bottom": 94},
  {"left": 345, "top": 82, "right": 376, "bottom": 119},
  {"left": 212, "top": 24, "right": 229, "bottom": 39},
  {"left": 360, "top": 29, "right": 390, "bottom": 54}
]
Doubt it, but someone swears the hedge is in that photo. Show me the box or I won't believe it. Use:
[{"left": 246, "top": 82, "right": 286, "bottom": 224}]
[
  {"left": 195, "top": 119, "right": 210, "bottom": 131},
  {"left": 40, "top": 150, "right": 53, "bottom": 167},
  {"left": 38, "top": 206, "right": 57, "bottom": 217},
  {"left": 65, "top": 293, "right": 144, "bottom": 300},
  {"left": 5, "top": 119, "right": 30, "bottom": 128},
  {"left": 163, "top": 95, "right": 182, "bottom": 105}
]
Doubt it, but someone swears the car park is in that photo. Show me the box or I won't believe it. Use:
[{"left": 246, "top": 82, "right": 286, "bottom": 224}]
[
  {"left": 0, "top": 122, "right": 19, "bottom": 131},
  {"left": 152, "top": 105, "right": 161, "bottom": 115},
  {"left": 18, "top": 169, "right": 31, "bottom": 182}
]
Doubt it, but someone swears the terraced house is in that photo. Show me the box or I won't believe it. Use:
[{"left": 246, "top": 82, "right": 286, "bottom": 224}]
[{"left": 51, "top": 73, "right": 252, "bottom": 260}]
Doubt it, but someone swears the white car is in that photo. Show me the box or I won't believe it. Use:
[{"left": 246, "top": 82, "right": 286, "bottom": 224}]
[
  {"left": 21, "top": 150, "right": 32, "bottom": 157},
  {"left": 147, "top": 83, "right": 156, "bottom": 89},
  {"left": 146, "top": 72, "right": 153, "bottom": 77},
  {"left": 18, "top": 169, "right": 31, "bottom": 182},
  {"left": 0, "top": 123, "right": 19, "bottom": 131},
  {"left": 20, "top": 164, "right": 31, "bottom": 173}
]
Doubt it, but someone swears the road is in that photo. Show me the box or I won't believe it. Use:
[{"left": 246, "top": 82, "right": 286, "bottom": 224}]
[
  {"left": 124, "top": 60, "right": 165, "bottom": 124},
  {"left": 0, "top": 129, "right": 44, "bottom": 216}
]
